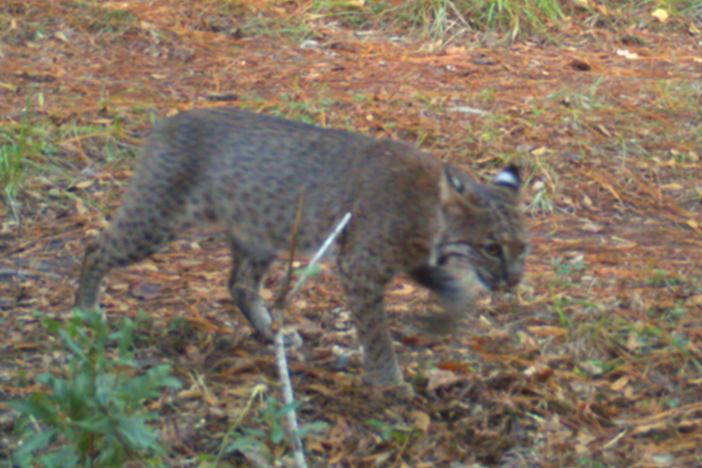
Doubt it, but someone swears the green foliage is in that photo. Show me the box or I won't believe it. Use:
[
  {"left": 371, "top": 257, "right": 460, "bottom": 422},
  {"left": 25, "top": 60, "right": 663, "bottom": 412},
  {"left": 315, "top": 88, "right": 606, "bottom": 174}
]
[
  {"left": 0, "top": 92, "right": 37, "bottom": 208},
  {"left": 224, "top": 395, "right": 328, "bottom": 463},
  {"left": 11, "top": 309, "right": 182, "bottom": 468},
  {"left": 69, "top": 1, "right": 138, "bottom": 34},
  {"left": 646, "top": 268, "right": 685, "bottom": 288},
  {"left": 365, "top": 419, "right": 422, "bottom": 445},
  {"left": 239, "top": 94, "right": 335, "bottom": 126},
  {"left": 553, "top": 255, "right": 587, "bottom": 285},
  {"left": 572, "top": 458, "right": 608, "bottom": 468},
  {"left": 0, "top": 130, "right": 25, "bottom": 205},
  {"left": 386, "top": 0, "right": 471, "bottom": 40},
  {"left": 381, "top": 0, "right": 566, "bottom": 41},
  {"left": 528, "top": 183, "right": 555, "bottom": 215},
  {"left": 311, "top": 0, "right": 394, "bottom": 30}
]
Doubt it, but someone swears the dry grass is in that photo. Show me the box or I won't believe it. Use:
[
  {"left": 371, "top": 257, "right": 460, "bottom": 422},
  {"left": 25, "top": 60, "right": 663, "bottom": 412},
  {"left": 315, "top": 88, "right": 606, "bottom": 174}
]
[{"left": 1, "top": 0, "right": 702, "bottom": 467}]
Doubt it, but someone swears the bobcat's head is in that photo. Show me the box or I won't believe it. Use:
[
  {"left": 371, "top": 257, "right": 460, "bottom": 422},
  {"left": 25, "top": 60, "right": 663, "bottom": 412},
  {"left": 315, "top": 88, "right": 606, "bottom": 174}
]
[{"left": 414, "top": 164, "right": 528, "bottom": 296}]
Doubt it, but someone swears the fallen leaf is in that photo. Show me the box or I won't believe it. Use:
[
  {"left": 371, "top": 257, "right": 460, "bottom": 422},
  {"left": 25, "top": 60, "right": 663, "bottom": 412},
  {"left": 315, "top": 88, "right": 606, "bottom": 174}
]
[
  {"left": 523, "top": 364, "right": 554, "bottom": 381},
  {"left": 178, "top": 386, "right": 203, "bottom": 400},
  {"left": 55, "top": 30, "right": 71, "bottom": 43},
  {"left": 517, "top": 330, "right": 538, "bottom": 347},
  {"left": 426, "top": 369, "right": 461, "bottom": 392},
  {"left": 531, "top": 146, "right": 548, "bottom": 157},
  {"left": 631, "top": 421, "right": 667, "bottom": 435},
  {"left": 579, "top": 361, "right": 603, "bottom": 376},
  {"left": 595, "top": 123, "right": 612, "bottom": 137},
  {"left": 652, "top": 8, "right": 669, "bottom": 22},
  {"left": 446, "top": 106, "right": 489, "bottom": 116},
  {"left": 445, "top": 45, "right": 467, "bottom": 54},
  {"left": 617, "top": 49, "right": 639, "bottom": 60},
  {"left": 130, "top": 282, "right": 162, "bottom": 300},
  {"left": 411, "top": 410, "right": 431, "bottom": 433},
  {"left": 527, "top": 325, "right": 568, "bottom": 337},
  {"left": 75, "top": 198, "right": 87, "bottom": 216},
  {"left": 624, "top": 385, "right": 635, "bottom": 399},
  {"left": 543, "top": 415, "right": 574, "bottom": 444},
  {"left": 437, "top": 361, "right": 472, "bottom": 373},
  {"left": 133, "top": 262, "right": 159, "bottom": 273},
  {"left": 102, "top": 2, "right": 131, "bottom": 10},
  {"left": 73, "top": 180, "right": 94, "bottom": 189},
  {"left": 576, "top": 430, "right": 596, "bottom": 455},
  {"left": 611, "top": 376, "right": 629, "bottom": 391},
  {"left": 685, "top": 294, "right": 702, "bottom": 306},
  {"left": 626, "top": 330, "right": 641, "bottom": 351},
  {"left": 185, "top": 345, "right": 206, "bottom": 366},
  {"left": 582, "top": 221, "right": 603, "bottom": 233}
]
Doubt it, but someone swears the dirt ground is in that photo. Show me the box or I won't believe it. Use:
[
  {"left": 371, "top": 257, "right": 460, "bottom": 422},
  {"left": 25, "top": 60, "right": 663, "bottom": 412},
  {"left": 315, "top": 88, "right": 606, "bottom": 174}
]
[{"left": 1, "top": 1, "right": 702, "bottom": 467}]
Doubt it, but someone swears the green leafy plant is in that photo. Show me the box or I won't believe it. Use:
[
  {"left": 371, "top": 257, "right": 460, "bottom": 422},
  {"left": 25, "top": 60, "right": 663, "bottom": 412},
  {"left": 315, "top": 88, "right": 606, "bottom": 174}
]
[
  {"left": 365, "top": 419, "right": 421, "bottom": 445},
  {"left": 553, "top": 255, "right": 587, "bottom": 285},
  {"left": 646, "top": 268, "right": 685, "bottom": 288},
  {"left": 11, "top": 309, "right": 182, "bottom": 468},
  {"left": 224, "top": 395, "right": 328, "bottom": 463}
]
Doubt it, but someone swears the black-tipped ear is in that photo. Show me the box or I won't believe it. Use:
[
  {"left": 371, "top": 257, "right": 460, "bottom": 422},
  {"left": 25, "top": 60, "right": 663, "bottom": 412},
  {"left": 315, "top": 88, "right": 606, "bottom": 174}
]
[
  {"left": 444, "top": 164, "right": 464, "bottom": 194},
  {"left": 494, "top": 164, "right": 521, "bottom": 190}
]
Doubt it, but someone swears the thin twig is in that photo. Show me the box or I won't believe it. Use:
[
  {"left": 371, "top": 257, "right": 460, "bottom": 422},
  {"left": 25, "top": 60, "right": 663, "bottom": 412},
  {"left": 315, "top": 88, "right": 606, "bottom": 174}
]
[
  {"left": 274, "top": 186, "right": 306, "bottom": 314},
  {"left": 273, "top": 211, "right": 352, "bottom": 468},
  {"left": 287, "top": 211, "right": 352, "bottom": 299}
]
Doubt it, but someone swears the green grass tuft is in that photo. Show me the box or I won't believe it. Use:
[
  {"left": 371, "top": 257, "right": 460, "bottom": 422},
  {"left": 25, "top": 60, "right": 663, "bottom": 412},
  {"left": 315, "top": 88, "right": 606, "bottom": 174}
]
[{"left": 380, "top": 0, "right": 567, "bottom": 42}]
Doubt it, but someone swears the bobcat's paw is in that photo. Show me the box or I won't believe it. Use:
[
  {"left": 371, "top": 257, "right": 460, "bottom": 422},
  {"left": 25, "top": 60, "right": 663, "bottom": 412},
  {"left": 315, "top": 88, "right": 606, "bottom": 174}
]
[
  {"left": 363, "top": 375, "right": 415, "bottom": 399},
  {"left": 279, "top": 327, "right": 304, "bottom": 349},
  {"left": 366, "top": 381, "right": 415, "bottom": 400},
  {"left": 386, "top": 381, "right": 415, "bottom": 399}
]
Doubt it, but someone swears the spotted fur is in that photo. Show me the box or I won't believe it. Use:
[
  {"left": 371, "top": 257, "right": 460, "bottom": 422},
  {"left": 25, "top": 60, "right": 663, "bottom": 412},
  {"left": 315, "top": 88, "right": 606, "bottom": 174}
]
[{"left": 75, "top": 107, "right": 528, "bottom": 392}]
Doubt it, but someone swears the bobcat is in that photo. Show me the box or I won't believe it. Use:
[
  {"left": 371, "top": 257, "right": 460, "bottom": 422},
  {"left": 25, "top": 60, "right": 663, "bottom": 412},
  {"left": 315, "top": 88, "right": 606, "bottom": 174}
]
[{"left": 75, "top": 107, "right": 528, "bottom": 393}]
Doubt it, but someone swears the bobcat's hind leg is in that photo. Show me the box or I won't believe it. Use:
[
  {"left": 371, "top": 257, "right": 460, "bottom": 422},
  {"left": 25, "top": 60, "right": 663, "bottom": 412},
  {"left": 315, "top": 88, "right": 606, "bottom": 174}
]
[
  {"left": 228, "top": 243, "right": 304, "bottom": 348},
  {"left": 75, "top": 191, "right": 186, "bottom": 316}
]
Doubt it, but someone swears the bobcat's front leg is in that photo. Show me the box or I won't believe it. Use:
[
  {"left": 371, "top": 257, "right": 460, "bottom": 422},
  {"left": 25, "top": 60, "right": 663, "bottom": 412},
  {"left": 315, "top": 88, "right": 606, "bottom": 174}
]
[{"left": 337, "top": 257, "right": 412, "bottom": 396}]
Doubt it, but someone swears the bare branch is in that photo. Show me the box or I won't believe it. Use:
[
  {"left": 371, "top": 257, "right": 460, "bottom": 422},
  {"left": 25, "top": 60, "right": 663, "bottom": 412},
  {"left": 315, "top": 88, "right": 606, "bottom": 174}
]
[{"left": 273, "top": 212, "right": 352, "bottom": 468}]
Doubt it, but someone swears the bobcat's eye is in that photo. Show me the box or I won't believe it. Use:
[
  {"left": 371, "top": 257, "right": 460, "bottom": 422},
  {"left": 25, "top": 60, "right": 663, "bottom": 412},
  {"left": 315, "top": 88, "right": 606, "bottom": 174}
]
[{"left": 484, "top": 244, "right": 502, "bottom": 257}]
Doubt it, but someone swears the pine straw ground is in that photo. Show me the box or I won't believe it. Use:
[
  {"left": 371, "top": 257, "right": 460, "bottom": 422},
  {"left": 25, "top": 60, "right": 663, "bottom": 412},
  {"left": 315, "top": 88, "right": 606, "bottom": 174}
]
[{"left": 1, "top": 1, "right": 702, "bottom": 467}]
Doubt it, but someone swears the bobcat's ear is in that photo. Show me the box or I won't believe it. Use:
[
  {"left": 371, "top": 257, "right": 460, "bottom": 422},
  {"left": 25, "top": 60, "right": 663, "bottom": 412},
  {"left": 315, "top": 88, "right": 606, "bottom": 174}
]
[
  {"left": 440, "top": 164, "right": 481, "bottom": 211},
  {"left": 494, "top": 164, "right": 521, "bottom": 191}
]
